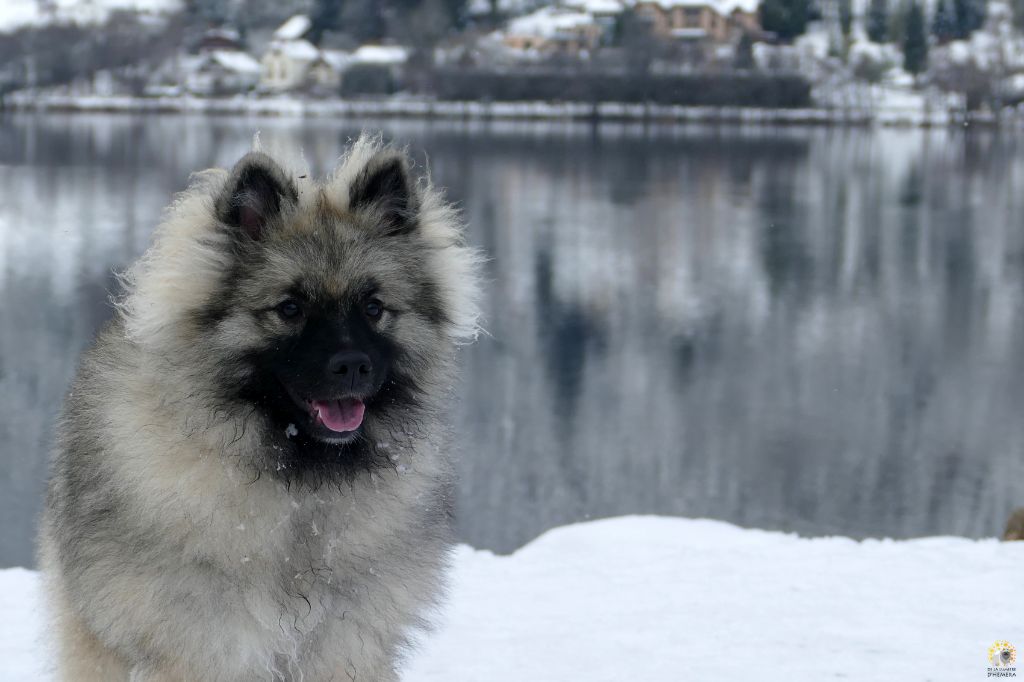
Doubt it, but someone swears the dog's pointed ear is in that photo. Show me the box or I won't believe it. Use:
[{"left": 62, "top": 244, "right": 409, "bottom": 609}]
[
  {"left": 216, "top": 152, "right": 298, "bottom": 241},
  {"left": 348, "top": 150, "right": 419, "bottom": 235}
]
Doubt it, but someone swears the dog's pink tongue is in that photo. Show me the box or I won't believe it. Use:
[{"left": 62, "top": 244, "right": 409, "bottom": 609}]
[{"left": 312, "top": 398, "right": 365, "bottom": 432}]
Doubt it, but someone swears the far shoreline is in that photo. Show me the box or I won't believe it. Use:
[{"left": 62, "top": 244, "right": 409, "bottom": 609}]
[{"left": 1, "top": 92, "right": 1011, "bottom": 128}]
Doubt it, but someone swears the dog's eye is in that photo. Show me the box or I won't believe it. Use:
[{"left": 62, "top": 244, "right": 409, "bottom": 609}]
[
  {"left": 364, "top": 298, "right": 384, "bottom": 320},
  {"left": 276, "top": 299, "right": 302, "bottom": 320}
]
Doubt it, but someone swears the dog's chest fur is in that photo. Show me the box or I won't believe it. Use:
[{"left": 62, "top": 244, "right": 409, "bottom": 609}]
[
  {"left": 57, "top": 389, "right": 451, "bottom": 680},
  {"left": 143, "top": 444, "right": 448, "bottom": 676}
]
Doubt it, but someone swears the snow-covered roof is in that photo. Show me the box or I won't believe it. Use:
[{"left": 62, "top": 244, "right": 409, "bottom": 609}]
[
  {"left": 634, "top": 0, "right": 758, "bottom": 14},
  {"left": 210, "top": 50, "right": 261, "bottom": 75},
  {"left": 268, "top": 39, "right": 320, "bottom": 62},
  {"left": 507, "top": 7, "right": 596, "bottom": 38},
  {"left": 273, "top": 14, "right": 312, "bottom": 40},
  {"left": 719, "top": 0, "right": 758, "bottom": 13},
  {"left": 467, "top": 0, "right": 547, "bottom": 17},
  {"left": 203, "top": 27, "right": 241, "bottom": 43},
  {"left": 318, "top": 49, "right": 352, "bottom": 70},
  {"left": 670, "top": 27, "right": 708, "bottom": 39},
  {"left": 563, "top": 0, "right": 625, "bottom": 14},
  {"left": 352, "top": 45, "right": 410, "bottom": 65}
]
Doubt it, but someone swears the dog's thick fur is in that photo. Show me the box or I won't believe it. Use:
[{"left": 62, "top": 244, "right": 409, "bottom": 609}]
[{"left": 39, "top": 136, "right": 481, "bottom": 681}]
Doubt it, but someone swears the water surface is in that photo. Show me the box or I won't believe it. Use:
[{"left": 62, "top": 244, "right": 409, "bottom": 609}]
[{"left": 2, "top": 113, "right": 1023, "bottom": 567}]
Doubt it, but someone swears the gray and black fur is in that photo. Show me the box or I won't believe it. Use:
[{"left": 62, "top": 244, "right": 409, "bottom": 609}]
[{"left": 39, "top": 136, "right": 482, "bottom": 681}]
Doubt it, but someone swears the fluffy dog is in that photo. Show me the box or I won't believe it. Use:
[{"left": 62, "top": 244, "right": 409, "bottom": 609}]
[{"left": 39, "top": 135, "right": 481, "bottom": 681}]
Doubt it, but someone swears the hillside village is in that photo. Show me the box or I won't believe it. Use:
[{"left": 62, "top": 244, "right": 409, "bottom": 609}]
[{"left": 2, "top": 0, "right": 1024, "bottom": 120}]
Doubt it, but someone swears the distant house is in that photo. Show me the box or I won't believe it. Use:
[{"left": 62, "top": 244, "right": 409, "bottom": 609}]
[
  {"left": 196, "top": 27, "right": 243, "bottom": 53},
  {"left": 307, "top": 50, "right": 352, "bottom": 92},
  {"left": 260, "top": 15, "right": 321, "bottom": 92},
  {"left": 503, "top": 6, "right": 606, "bottom": 54},
  {"left": 633, "top": 0, "right": 760, "bottom": 44},
  {"left": 182, "top": 50, "right": 261, "bottom": 95},
  {"left": 259, "top": 14, "right": 412, "bottom": 94},
  {"left": 338, "top": 45, "right": 411, "bottom": 95},
  {"left": 262, "top": 39, "right": 321, "bottom": 91}
]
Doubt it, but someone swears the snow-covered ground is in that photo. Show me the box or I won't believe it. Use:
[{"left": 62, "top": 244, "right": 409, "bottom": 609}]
[{"left": 2, "top": 516, "right": 1021, "bottom": 680}]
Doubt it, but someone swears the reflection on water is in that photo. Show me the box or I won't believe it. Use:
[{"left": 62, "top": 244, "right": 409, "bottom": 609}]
[{"left": 1, "top": 113, "right": 1023, "bottom": 566}]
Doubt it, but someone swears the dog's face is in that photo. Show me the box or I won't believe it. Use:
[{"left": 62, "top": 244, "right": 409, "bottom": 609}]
[{"left": 196, "top": 149, "right": 452, "bottom": 479}]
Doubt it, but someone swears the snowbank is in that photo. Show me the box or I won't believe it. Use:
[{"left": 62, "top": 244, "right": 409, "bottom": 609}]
[{"left": 2, "top": 516, "right": 1021, "bottom": 680}]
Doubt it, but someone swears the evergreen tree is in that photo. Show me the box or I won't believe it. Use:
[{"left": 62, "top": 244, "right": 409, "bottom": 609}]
[
  {"left": 758, "top": 0, "right": 811, "bottom": 41},
  {"left": 867, "top": 0, "right": 889, "bottom": 41},
  {"left": 932, "top": 0, "right": 956, "bottom": 42},
  {"left": 734, "top": 32, "right": 756, "bottom": 69},
  {"left": 1013, "top": 0, "right": 1024, "bottom": 31},
  {"left": 310, "top": 0, "right": 344, "bottom": 44},
  {"left": 341, "top": 0, "right": 386, "bottom": 41},
  {"left": 888, "top": 0, "right": 907, "bottom": 43},
  {"left": 952, "top": 0, "right": 985, "bottom": 38},
  {"left": 839, "top": 0, "right": 853, "bottom": 38},
  {"left": 235, "top": 0, "right": 316, "bottom": 33},
  {"left": 185, "top": 0, "right": 234, "bottom": 25},
  {"left": 902, "top": 0, "right": 928, "bottom": 74}
]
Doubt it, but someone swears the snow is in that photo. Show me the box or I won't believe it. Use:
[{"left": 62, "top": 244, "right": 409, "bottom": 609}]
[
  {"left": 507, "top": 6, "right": 596, "bottom": 38},
  {"left": 719, "top": 0, "right": 760, "bottom": 13},
  {"left": 670, "top": 27, "right": 709, "bottom": 39},
  {"left": 202, "top": 27, "right": 241, "bottom": 44},
  {"left": 848, "top": 37, "right": 900, "bottom": 65},
  {"left": 273, "top": 14, "right": 312, "bottom": 41},
  {"left": 209, "top": 50, "right": 261, "bottom": 76},
  {"left": 272, "top": 39, "right": 321, "bottom": 62},
  {"left": 948, "top": 39, "right": 974, "bottom": 64},
  {"left": 635, "top": 0, "right": 760, "bottom": 15},
  {"left": 2, "top": 516, "right": 1022, "bottom": 680},
  {"left": 0, "top": 0, "right": 180, "bottom": 32},
  {"left": 319, "top": 49, "right": 353, "bottom": 70},
  {"left": 794, "top": 27, "right": 831, "bottom": 61},
  {"left": 0, "top": 568, "right": 44, "bottom": 680},
  {"left": 467, "top": 0, "right": 547, "bottom": 17},
  {"left": 351, "top": 45, "right": 410, "bottom": 65},
  {"left": 562, "top": 0, "right": 626, "bottom": 14}
]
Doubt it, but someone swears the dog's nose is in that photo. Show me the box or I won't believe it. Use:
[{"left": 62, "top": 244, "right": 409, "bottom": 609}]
[{"left": 328, "top": 351, "right": 372, "bottom": 378}]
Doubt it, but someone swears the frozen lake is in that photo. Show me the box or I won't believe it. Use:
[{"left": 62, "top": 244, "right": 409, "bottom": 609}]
[{"left": 1, "top": 113, "right": 1023, "bottom": 567}]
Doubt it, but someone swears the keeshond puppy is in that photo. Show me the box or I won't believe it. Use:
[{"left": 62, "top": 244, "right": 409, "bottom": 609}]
[{"left": 39, "top": 135, "right": 481, "bottom": 681}]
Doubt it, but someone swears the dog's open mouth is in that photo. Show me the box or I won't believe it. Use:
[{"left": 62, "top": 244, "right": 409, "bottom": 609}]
[
  {"left": 309, "top": 397, "right": 365, "bottom": 433},
  {"left": 280, "top": 381, "right": 368, "bottom": 442}
]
